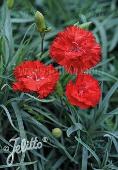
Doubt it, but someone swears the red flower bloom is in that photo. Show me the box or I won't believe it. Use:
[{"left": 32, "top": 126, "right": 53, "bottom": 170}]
[
  {"left": 50, "top": 26, "right": 101, "bottom": 74},
  {"left": 12, "top": 61, "right": 59, "bottom": 98},
  {"left": 66, "top": 74, "right": 101, "bottom": 109}
]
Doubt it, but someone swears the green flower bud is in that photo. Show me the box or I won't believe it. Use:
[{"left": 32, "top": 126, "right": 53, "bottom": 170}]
[
  {"left": 7, "top": 0, "right": 14, "bottom": 9},
  {"left": 56, "top": 82, "right": 64, "bottom": 97},
  {"left": 52, "top": 128, "right": 62, "bottom": 138},
  {"left": 79, "top": 22, "right": 92, "bottom": 29},
  {"left": 74, "top": 22, "right": 92, "bottom": 30},
  {"left": 35, "top": 11, "right": 46, "bottom": 33}
]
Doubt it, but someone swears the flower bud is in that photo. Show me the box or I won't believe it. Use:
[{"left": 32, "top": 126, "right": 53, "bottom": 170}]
[
  {"left": 56, "top": 82, "right": 63, "bottom": 97},
  {"left": 52, "top": 128, "right": 62, "bottom": 138},
  {"left": 35, "top": 11, "right": 46, "bottom": 33},
  {"left": 79, "top": 22, "right": 92, "bottom": 30},
  {"left": 7, "top": 0, "right": 14, "bottom": 9}
]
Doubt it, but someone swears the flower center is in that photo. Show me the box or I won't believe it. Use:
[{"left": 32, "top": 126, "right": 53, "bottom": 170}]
[
  {"left": 26, "top": 71, "right": 45, "bottom": 81},
  {"left": 70, "top": 42, "right": 80, "bottom": 52},
  {"left": 78, "top": 86, "right": 87, "bottom": 95},
  {"left": 70, "top": 47, "right": 80, "bottom": 52}
]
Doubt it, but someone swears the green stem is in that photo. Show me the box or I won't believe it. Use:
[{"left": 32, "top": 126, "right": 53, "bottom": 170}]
[{"left": 40, "top": 32, "right": 45, "bottom": 55}]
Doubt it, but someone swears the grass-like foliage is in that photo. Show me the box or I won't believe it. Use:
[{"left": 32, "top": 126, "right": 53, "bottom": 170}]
[{"left": 0, "top": 0, "right": 118, "bottom": 169}]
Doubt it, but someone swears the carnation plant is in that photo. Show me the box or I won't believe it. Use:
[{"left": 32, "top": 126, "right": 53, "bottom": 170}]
[{"left": 0, "top": 0, "right": 118, "bottom": 169}]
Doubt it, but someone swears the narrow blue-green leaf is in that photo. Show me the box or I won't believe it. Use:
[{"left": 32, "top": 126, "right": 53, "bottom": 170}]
[
  {"left": 67, "top": 123, "right": 83, "bottom": 137},
  {"left": 0, "top": 161, "right": 37, "bottom": 169},
  {"left": 75, "top": 137, "right": 101, "bottom": 166},
  {"left": 24, "top": 93, "right": 55, "bottom": 103},
  {"left": 82, "top": 147, "right": 88, "bottom": 170},
  {"left": 11, "top": 102, "right": 27, "bottom": 170},
  {"left": 0, "top": 104, "right": 18, "bottom": 131}
]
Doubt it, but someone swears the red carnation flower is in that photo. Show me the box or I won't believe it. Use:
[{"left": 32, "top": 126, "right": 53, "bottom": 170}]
[
  {"left": 12, "top": 61, "right": 59, "bottom": 98},
  {"left": 50, "top": 26, "right": 101, "bottom": 74},
  {"left": 66, "top": 74, "right": 101, "bottom": 109}
]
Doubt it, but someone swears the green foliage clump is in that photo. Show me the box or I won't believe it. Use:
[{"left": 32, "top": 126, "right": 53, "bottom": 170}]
[{"left": 0, "top": 0, "right": 118, "bottom": 169}]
